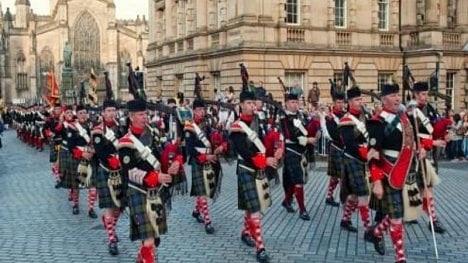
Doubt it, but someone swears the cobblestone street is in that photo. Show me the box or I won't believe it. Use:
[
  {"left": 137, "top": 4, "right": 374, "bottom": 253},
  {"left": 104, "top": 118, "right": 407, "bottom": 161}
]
[{"left": 1, "top": 130, "right": 467, "bottom": 263}]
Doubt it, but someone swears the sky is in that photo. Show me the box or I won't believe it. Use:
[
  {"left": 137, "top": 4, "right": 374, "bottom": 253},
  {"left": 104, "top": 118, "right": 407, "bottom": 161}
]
[{"left": 0, "top": 0, "right": 148, "bottom": 19}]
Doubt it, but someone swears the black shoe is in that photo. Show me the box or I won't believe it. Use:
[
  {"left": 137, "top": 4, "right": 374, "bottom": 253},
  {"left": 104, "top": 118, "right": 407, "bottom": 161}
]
[
  {"left": 72, "top": 205, "right": 79, "bottom": 215},
  {"left": 325, "top": 198, "right": 340, "bottom": 207},
  {"left": 192, "top": 211, "right": 203, "bottom": 223},
  {"left": 281, "top": 201, "right": 296, "bottom": 213},
  {"left": 108, "top": 242, "right": 119, "bottom": 256},
  {"left": 241, "top": 233, "right": 255, "bottom": 247},
  {"left": 340, "top": 220, "right": 357, "bottom": 232},
  {"left": 429, "top": 221, "right": 446, "bottom": 234},
  {"left": 373, "top": 234, "right": 385, "bottom": 255},
  {"left": 256, "top": 248, "right": 270, "bottom": 263},
  {"left": 364, "top": 228, "right": 374, "bottom": 243},
  {"left": 406, "top": 220, "right": 418, "bottom": 224},
  {"left": 299, "top": 211, "right": 310, "bottom": 221},
  {"left": 54, "top": 181, "right": 61, "bottom": 189},
  {"left": 88, "top": 209, "right": 97, "bottom": 219},
  {"left": 395, "top": 260, "right": 406, "bottom": 263},
  {"left": 205, "top": 223, "right": 215, "bottom": 234},
  {"left": 38, "top": 147, "right": 44, "bottom": 152}
]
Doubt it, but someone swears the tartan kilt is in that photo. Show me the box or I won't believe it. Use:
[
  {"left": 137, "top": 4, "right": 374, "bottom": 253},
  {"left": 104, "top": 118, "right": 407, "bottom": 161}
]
[
  {"left": 59, "top": 149, "right": 80, "bottom": 189},
  {"left": 341, "top": 155, "right": 369, "bottom": 198},
  {"left": 96, "top": 167, "right": 128, "bottom": 209},
  {"left": 327, "top": 144, "right": 344, "bottom": 179},
  {"left": 369, "top": 177, "right": 404, "bottom": 219},
  {"left": 283, "top": 151, "right": 307, "bottom": 185},
  {"left": 237, "top": 165, "right": 262, "bottom": 214},
  {"left": 189, "top": 160, "right": 208, "bottom": 197},
  {"left": 127, "top": 187, "right": 167, "bottom": 241}
]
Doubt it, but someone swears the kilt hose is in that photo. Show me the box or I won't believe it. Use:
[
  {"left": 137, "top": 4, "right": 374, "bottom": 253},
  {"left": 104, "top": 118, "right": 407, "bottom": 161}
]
[
  {"left": 59, "top": 149, "right": 80, "bottom": 189},
  {"left": 127, "top": 186, "right": 168, "bottom": 241},
  {"left": 237, "top": 165, "right": 262, "bottom": 214},
  {"left": 96, "top": 166, "right": 128, "bottom": 209},
  {"left": 369, "top": 177, "right": 404, "bottom": 219},
  {"left": 327, "top": 144, "right": 344, "bottom": 179},
  {"left": 340, "top": 155, "right": 369, "bottom": 203}
]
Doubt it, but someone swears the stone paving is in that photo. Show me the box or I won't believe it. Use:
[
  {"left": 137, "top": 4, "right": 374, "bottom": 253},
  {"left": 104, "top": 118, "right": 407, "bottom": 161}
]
[{"left": 1, "top": 129, "right": 467, "bottom": 263}]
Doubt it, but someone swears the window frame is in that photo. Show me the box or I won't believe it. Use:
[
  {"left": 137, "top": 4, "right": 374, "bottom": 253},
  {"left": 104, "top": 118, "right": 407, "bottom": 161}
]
[
  {"left": 446, "top": 72, "right": 456, "bottom": 107},
  {"left": 377, "top": 72, "right": 394, "bottom": 92},
  {"left": 285, "top": 0, "right": 300, "bottom": 25},
  {"left": 378, "top": 0, "right": 389, "bottom": 31},
  {"left": 285, "top": 71, "right": 305, "bottom": 96},
  {"left": 335, "top": 0, "right": 347, "bottom": 29}
]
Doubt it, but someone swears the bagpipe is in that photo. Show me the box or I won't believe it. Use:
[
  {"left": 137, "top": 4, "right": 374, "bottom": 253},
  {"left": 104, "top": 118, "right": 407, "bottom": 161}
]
[{"left": 127, "top": 62, "right": 147, "bottom": 101}]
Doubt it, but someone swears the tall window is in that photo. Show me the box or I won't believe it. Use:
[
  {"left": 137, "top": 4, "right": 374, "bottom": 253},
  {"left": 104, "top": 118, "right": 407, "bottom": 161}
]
[
  {"left": 285, "top": 71, "right": 304, "bottom": 97},
  {"left": 378, "top": 0, "right": 389, "bottom": 30},
  {"left": 335, "top": 0, "right": 347, "bottom": 28},
  {"left": 377, "top": 72, "right": 394, "bottom": 91},
  {"left": 285, "top": 0, "right": 300, "bottom": 24},
  {"left": 16, "top": 52, "right": 27, "bottom": 91},
  {"left": 74, "top": 12, "right": 101, "bottom": 72},
  {"left": 175, "top": 74, "right": 184, "bottom": 94},
  {"left": 446, "top": 72, "right": 456, "bottom": 107},
  {"left": 212, "top": 71, "right": 221, "bottom": 100}
]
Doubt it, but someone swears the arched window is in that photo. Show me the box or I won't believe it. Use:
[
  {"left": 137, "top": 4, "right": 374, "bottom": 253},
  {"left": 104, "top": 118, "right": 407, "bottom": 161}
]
[{"left": 73, "top": 12, "right": 100, "bottom": 72}]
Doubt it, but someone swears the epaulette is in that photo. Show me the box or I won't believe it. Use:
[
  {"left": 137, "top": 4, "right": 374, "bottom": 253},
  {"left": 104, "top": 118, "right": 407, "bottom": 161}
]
[
  {"left": 117, "top": 135, "right": 135, "bottom": 149},
  {"left": 338, "top": 116, "right": 354, "bottom": 127},
  {"left": 91, "top": 124, "right": 104, "bottom": 135},
  {"left": 230, "top": 121, "right": 244, "bottom": 133}
]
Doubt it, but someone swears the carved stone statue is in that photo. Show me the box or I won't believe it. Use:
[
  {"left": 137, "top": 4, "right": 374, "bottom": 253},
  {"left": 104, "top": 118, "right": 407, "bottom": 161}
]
[{"left": 63, "top": 41, "right": 72, "bottom": 68}]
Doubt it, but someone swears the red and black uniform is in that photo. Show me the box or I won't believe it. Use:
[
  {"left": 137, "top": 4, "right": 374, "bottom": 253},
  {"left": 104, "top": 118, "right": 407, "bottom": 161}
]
[
  {"left": 92, "top": 118, "right": 126, "bottom": 254},
  {"left": 49, "top": 112, "right": 65, "bottom": 185},
  {"left": 280, "top": 110, "right": 310, "bottom": 220},
  {"left": 118, "top": 113, "right": 183, "bottom": 263},
  {"left": 185, "top": 114, "right": 227, "bottom": 233},
  {"left": 367, "top": 107, "right": 416, "bottom": 263},
  {"left": 229, "top": 110, "right": 272, "bottom": 263},
  {"left": 338, "top": 107, "right": 371, "bottom": 232},
  {"left": 325, "top": 107, "right": 345, "bottom": 206},
  {"left": 407, "top": 98, "right": 449, "bottom": 233}
]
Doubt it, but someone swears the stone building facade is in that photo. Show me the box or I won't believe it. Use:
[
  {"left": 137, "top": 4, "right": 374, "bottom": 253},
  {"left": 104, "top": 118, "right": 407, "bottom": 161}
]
[
  {"left": 0, "top": 0, "right": 148, "bottom": 104},
  {"left": 146, "top": 0, "right": 467, "bottom": 110}
]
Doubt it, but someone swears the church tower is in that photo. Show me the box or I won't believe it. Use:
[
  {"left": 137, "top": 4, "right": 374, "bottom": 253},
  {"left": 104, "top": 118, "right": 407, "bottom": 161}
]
[{"left": 14, "top": 0, "right": 30, "bottom": 29}]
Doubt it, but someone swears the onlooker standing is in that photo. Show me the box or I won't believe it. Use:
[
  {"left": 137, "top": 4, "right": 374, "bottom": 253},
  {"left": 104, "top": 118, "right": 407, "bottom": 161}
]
[
  {"left": 307, "top": 82, "right": 320, "bottom": 108},
  {"left": 226, "top": 86, "right": 235, "bottom": 103},
  {"left": 461, "top": 113, "right": 468, "bottom": 159},
  {"left": 447, "top": 113, "right": 464, "bottom": 162}
]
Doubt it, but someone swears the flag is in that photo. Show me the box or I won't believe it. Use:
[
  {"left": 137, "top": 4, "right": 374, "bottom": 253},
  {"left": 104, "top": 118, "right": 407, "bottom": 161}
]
[{"left": 45, "top": 68, "right": 59, "bottom": 107}]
